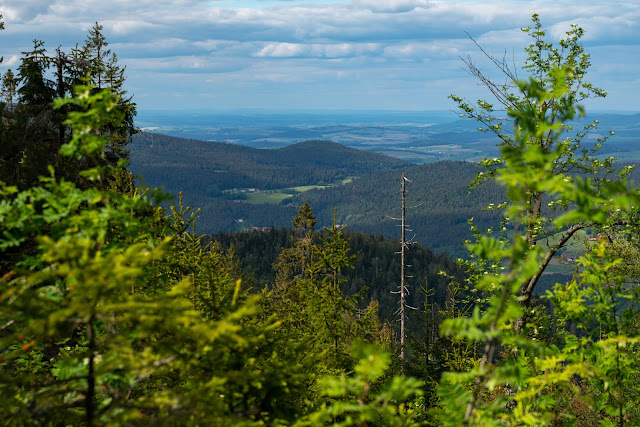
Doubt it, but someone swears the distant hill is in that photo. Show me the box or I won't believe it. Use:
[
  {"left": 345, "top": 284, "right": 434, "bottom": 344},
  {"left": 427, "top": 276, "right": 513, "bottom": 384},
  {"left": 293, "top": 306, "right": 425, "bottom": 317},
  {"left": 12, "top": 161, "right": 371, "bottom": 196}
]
[
  {"left": 135, "top": 111, "right": 640, "bottom": 163},
  {"left": 130, "top": 133, "right": 409, "bottom": 194},
  {"left": 275, "top": 140, "right": 409, "bottom": 170}
]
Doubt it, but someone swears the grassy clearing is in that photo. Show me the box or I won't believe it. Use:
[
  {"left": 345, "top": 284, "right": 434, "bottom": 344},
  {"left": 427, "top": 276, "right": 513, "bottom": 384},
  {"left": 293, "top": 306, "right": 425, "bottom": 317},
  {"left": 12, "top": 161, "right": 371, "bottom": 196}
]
[
  {"left": 245, "top": 177, "right": 358, "bottom": 205},
  {"left": 290, "top": 184, "right": 330, "bottom": 192},
  {"left": 245, "top": 191, "right": 293, "bottom": 205},
  {"left": 290, "top": 177, "right": 355, "bottom": 192},
  {"left": 543, "top": 261, "right": 579, "bottom": 274}
]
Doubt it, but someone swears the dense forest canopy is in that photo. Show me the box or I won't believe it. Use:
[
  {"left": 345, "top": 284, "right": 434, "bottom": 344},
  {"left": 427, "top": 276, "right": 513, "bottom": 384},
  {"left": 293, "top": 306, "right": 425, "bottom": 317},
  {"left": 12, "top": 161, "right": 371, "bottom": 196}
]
[{"left": 2, "top": 13, "right": 640, "bottom": 426}]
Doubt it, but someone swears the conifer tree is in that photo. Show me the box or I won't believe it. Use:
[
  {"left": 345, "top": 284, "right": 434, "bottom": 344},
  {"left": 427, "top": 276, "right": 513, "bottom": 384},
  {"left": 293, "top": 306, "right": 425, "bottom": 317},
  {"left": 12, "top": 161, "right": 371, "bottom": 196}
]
[
  {"left": 0, "top": 25, "right": 136, "bottom": 187},
  {"left": 84, "top": 22, "right": 110, "bottom": 90},
  {"left": 81, "top": 23, "right": 137, "bottom": 167},
  {"left": 1, "top": 69, "right": 17, "bottom": 107},
  {"left": 0, "top": 14, "right": 4, "bottom": 62},
  {"left": 272, "top": 204, "right": 381, "bottom": 374},
  {"left": 17, "top": 40, "right": 55, "bottom": 111},
  {"left": 6, "top": 40, "right": 58, "bottom": 187}
]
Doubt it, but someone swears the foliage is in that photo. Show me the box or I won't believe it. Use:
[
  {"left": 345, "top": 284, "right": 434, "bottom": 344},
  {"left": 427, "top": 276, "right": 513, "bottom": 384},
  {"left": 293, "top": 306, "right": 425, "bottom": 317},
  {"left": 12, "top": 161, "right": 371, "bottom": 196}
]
[
  {"left": 449, "top": 14, "right": 620, "bottom": 308},
  {"left": 296, "top": 344, "right": 424, "bottom": 427},
  {"left": 439, "top": 21, "right": 640, "bottom": 424},
  {"left": 211, "top": 226, "right": 466, "bottom": 330},
  {"left": 0, "top": 84, "right": 308, "bottom": 426},
  {"left": 5, "top": 12, "right": 640, "bottom": 427}
]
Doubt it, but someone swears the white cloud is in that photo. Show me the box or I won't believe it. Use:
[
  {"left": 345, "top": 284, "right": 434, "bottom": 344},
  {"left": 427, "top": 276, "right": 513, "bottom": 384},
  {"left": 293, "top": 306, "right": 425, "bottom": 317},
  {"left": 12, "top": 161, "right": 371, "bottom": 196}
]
[
  {"left": 4, "top": 55, "right": 19, "bottom": 66},
  {"left": 255, "top": 42, "right": 380, "bottom": 58},
  {"left": 550, "top": 11, "right": 640, "bottom": 44},
  {"left": 106, "top": 19, "right": 157, "bottom": 36},
  {"left": 0, "top": 0, "right": 50, "bottom": 22},
  {"left": 255, "top": 42, "right": 305, "bottom": 57},
  {"left": 384, "top": 41, "right": 462, "bottom": 59},
  {"left": 350, "top": 0, "right": 430, "bottom": 13}
]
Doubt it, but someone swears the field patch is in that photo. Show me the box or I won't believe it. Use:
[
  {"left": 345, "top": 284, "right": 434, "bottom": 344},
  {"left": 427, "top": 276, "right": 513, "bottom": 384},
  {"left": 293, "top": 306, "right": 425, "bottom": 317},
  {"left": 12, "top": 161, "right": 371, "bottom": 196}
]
[{"left": 245, "top": 177, "right": 357, "bottom": 205}]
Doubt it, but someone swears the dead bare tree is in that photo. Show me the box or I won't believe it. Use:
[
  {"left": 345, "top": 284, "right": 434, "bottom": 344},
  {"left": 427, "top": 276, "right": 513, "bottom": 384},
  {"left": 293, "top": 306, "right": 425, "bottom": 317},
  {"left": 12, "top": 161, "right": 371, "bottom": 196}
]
[{"left": 390, "top": 172, "right": 417, "bottom": 362}]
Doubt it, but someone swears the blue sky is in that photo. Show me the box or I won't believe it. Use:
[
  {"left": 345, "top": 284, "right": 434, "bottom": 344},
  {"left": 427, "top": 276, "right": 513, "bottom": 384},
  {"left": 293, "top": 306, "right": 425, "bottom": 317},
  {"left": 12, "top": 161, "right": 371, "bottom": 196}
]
[{"left": 0, "top": 0, "right": 638, "bottom": 112}]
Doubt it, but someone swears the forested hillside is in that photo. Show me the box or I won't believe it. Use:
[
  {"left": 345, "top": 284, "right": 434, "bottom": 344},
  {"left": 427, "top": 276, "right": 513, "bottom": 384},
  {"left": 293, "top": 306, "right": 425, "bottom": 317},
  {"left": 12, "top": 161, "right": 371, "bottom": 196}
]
[
  {"left": 130, "top": 132, "right": 504, "bottom": 257},
  {"left": 292, "top": 161, "right": 503, "bottom": 257},
  {"left": 130, "top": 132, "right": 408, "bottom": 191}
]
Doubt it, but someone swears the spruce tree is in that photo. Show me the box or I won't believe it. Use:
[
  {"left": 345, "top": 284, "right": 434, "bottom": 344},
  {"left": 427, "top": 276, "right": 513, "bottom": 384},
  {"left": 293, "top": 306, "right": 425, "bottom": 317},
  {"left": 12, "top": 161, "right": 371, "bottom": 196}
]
[
  {"left": 1, "top": 69, "right": 17, "bottom": 107},
  {"left": 81, "top": 23, "right": 137, "bottom": 167}
]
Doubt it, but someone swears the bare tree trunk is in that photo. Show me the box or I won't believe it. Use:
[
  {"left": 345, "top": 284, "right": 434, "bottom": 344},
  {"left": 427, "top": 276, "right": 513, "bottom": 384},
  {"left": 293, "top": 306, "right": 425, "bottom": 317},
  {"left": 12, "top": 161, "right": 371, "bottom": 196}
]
[
  {"left": 400, "top": 173, "right": 408, "bottom": 361},
  {"left": 392, "top": 173, "right": 413, "bottom": 364}
]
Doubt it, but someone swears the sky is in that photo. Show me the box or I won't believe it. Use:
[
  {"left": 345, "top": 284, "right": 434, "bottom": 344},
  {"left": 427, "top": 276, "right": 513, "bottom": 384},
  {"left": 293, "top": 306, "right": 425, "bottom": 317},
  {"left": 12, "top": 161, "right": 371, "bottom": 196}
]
[{"left": 0, "top": 0, "right": 639, "bottom": 112}]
